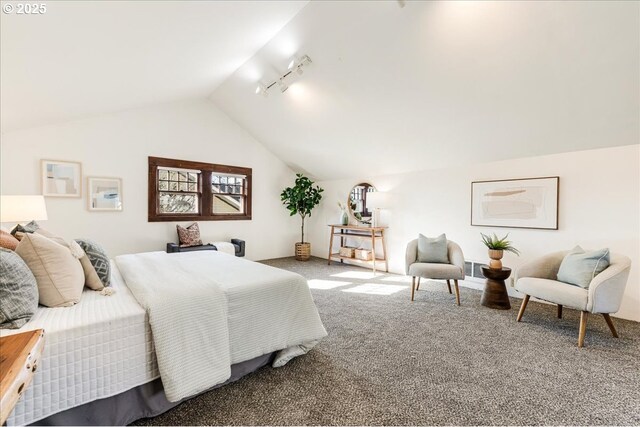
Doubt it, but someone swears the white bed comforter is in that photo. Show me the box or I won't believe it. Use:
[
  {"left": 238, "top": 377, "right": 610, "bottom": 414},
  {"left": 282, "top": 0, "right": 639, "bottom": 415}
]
[{"left": 115, "top": 251, "right": 326, "bottom": 402}]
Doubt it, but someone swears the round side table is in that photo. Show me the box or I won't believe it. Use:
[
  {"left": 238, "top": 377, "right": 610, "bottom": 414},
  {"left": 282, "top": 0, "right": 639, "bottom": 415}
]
[{"left": 480, "top": 266, "right": 512, "bottom": 310}]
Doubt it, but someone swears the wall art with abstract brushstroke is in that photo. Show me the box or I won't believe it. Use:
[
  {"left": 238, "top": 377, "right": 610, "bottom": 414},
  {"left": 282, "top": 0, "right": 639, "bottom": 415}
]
[{"left": 471, "top": 177, "right": 559, "bottom": 230}]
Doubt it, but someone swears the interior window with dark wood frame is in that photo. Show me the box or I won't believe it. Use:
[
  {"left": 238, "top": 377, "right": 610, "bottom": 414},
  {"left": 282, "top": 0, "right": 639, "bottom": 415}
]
[{"left": 148, "top": 156, "right": 252, "bottom": 222}]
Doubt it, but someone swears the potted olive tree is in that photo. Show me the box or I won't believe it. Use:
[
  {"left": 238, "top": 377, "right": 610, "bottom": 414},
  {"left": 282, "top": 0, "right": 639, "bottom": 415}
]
[
  {"left": 481, "top": 232, "right": 520, "bottom": 269},
  {"left": 281, "top": 174, "right": 324, "bottom": 261}
]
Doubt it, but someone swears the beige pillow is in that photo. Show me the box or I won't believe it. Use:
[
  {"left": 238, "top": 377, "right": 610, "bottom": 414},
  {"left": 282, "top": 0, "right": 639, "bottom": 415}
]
[
  {"left": 78, "top": 255, "right": 104, "bottom": 290},
  {"left": 34, "top": 228, "right": 103, "bottom": 291},
  {"left": 15, "top": 233, "right": 84, "bottom": 307}
]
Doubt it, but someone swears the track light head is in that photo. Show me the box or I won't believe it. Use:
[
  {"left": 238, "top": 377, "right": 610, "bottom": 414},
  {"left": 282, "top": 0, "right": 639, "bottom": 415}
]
[
  {"left": 298, "top": 55, "right": 312, "bottom": 66},
  {"left": 255, "top": 83, "right": 268, "bottom": 97}
]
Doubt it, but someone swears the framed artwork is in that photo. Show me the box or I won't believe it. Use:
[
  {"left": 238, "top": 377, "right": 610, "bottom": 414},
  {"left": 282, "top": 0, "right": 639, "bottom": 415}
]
[
  {"left": 41, "top": 160, "right": 82, "bottom": 197},
  {"left": 471, "top": 176, "right": 559, "bottom": 230},
  {"left": 87, "top": 177, "right": 123, "bottom": 211}
]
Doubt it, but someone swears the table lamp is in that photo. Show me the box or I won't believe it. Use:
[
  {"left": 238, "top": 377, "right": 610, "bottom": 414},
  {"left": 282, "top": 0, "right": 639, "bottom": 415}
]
[
  {"left": 0, "top": 195, "right": 49, "bottom": 226},
  {"left": 366, "top": 192, "right": 389, "bottom": 228}
]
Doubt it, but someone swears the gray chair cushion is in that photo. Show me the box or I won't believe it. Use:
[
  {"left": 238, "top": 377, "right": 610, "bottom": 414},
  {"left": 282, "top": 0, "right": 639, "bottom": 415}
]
[
  {"left": 409, "top": 262, "right": 464, "bottom": 280},
  {"left": 557, "top": 246, "right": 610, "bottom": 289},
  {"left": 417, "top": 233, "right": 449, "bottom": 263},
  {"left": 516, "top": 277, "right": 588, "bottom": 310},
  {"left": 0, "top": 248, "right": 38, "bottom": 329}
]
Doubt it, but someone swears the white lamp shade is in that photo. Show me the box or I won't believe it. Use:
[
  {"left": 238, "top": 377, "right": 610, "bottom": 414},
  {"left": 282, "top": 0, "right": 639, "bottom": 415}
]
[
  {"left": 367, "top": 191, "right": 389, "bottom": 209},
  {"left": 0, "top": 195, "right": 48, "bottom": 223}
]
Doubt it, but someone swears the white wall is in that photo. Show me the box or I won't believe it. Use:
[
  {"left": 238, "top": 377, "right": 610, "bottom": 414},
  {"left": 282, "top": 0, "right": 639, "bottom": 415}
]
[
  {"left": 307, "top": 145, "right": 640, "bottom": 322},
  {"left": 0, "top": 99, "right": 300, "bottom": 260}
]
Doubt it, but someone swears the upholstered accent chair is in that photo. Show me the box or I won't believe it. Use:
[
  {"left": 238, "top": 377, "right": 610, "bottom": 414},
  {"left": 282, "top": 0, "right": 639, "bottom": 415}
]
[
  {"left": 405, "top": 239, "right": 465, "bottom": 305},
  {"left": 515, "top": 250, "right": 631, "bottom": 348}
]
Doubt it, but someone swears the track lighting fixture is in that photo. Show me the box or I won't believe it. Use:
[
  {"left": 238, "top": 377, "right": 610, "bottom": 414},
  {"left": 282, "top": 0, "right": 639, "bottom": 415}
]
[{"left": 255, "top": 54, "right": 312, "bottom": 97}]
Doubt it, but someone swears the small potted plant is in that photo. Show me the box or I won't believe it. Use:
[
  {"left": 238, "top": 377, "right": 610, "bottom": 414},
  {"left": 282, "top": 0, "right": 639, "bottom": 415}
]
[
  {"left": 281, "top": 174, "right": 324, "bottom": 261},
  {"left": 481, "top": 232, "right": 520, "bottom": 269}
]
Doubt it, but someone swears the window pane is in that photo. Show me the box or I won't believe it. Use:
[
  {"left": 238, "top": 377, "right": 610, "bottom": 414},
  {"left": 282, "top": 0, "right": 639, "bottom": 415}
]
[
  {"left": 159, "top": 193, "right": 198, "bottom": 214},
  {"left": 169, "top": 170, "right": 178, "bottom": 181},
  {"left": 178, "top": 172, "right": 187, "bottom": 182},
  {"left": 169, "top": 182, "right": 179, "bottom": 191},
  {"left": 159, "top": 169, "right": 169, "bottom": 180},
  {"left": 158, "top": 181, "right": 169, "bottom": 191},
  {"left": 211, "top": 175, "right": 245, "bottom": 195},
  {"left": 188, "top": 183, "right": 196, "bottom": 192},
  {"left": 188, "top": 173, "right": 197, "bottom": 182},
  {"left": 179, "top": 182, "right": 188, "bottom": 192},
  {"left": 212, "top": 195, "right": 244, "bottom": 214}
]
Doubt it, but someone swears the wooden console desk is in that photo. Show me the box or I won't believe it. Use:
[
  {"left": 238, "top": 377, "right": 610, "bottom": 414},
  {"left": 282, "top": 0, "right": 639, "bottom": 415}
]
[{"left": 327, "top": 224, "right": 388, "bottom": 273}]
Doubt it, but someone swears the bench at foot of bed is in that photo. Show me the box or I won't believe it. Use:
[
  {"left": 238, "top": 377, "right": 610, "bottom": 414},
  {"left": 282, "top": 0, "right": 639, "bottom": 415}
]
[{"left": 166, "top": 239, "right": 245, "bottom": 257}]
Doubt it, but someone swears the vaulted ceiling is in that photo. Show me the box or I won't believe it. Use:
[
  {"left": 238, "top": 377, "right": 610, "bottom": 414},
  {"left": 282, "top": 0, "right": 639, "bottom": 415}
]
[
  {"left": 0, "top": 0, "right": 307, "bottom": 131},
  {"left": 2, "top": 1, "right": 638, "bottom": 181},
  {"left": 210, "top": 1, "right": 639, "bottom": 180}
]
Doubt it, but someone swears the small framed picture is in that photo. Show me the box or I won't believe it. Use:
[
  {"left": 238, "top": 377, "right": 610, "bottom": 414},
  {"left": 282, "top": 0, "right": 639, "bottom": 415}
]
[
  {"left": 87, "top": 177, "right": 123, "bottom": 211},
  {"left": 41, "top": 160, "right": 82, "bottom": 197}
]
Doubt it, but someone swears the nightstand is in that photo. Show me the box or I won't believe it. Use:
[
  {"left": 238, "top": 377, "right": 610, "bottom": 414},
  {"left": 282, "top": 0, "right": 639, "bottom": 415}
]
[{"left": 0, "top": 329, "right": 45, "bottom": 424}]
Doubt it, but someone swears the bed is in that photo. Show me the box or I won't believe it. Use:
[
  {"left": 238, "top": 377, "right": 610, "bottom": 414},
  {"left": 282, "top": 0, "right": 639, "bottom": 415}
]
[{"left": 0, "top": 251, "right": 327, "bottom": 426}]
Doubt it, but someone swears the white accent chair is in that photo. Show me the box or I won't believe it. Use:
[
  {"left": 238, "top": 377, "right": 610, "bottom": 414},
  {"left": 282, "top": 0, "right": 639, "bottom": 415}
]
[
  {"left": 514, "top": 251, "right": 631, "bottom": 348},
  {"left": 405, "top": 239, "right": 465, "bottom": 305}
]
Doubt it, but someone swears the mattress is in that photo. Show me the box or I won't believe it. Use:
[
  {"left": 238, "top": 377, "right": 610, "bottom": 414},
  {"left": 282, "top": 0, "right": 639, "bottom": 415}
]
[{"left": 0, "top": 262, "right": 159, "bottom": 426}]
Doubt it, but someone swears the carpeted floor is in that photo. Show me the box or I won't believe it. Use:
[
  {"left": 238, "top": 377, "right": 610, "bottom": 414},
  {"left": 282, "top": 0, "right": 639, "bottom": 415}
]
[{"left": 133, "top": 257, "right": 640, "bottom": 426}]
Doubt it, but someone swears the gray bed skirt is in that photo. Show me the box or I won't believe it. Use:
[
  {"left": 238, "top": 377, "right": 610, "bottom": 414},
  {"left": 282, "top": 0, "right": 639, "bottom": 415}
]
[{"left": 31, "top": 353, "right": 275, "bottom": 426}]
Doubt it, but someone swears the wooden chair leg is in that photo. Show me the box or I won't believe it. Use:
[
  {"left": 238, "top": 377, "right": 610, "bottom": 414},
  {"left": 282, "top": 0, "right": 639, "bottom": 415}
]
[
  {"left": 411, "top": 277, "right": 416, "bottom": 301},
  {"left": 516, "top": 295, "right": 530, "bottom": 322},
  {"left": 416, "top": 277, "right": 421, "bottom": 291},
  {"left": 453, "top": 280, "right": 460, "bottom": 306},
  {"left": 602, "top": 313, "right": 619, "bottom": 338},
  {"left": 446, "top": 279, "right": 452, "bottom": 294},
  {"left": 578, "top": 311, "right": 589, "bottom": 348},
  {"left": 557, "top": 304, "right": 563, "bottom": 319}
]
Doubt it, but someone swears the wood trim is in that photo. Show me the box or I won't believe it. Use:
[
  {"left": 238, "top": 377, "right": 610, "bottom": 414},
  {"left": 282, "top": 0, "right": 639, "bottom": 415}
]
[
  {"left": 148, "top": 156, "right": 252, "bottom": 222},
  {"left": 148, "top": 156, "right": 251, "bottom": 175}
]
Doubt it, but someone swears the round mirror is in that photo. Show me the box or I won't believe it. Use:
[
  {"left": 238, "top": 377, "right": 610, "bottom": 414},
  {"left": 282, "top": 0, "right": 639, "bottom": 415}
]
[{"left": 348, "top": 183, "right": 376, "bottom": 225}]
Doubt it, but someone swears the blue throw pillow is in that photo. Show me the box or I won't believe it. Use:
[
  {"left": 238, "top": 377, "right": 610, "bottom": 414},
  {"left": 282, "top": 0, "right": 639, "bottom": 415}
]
[
  {"left": 417, "top": 233, "right": 449, "bottom": 264},
  {"left": 557, "top": 246, "right": 610, "bottom": 289}
]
